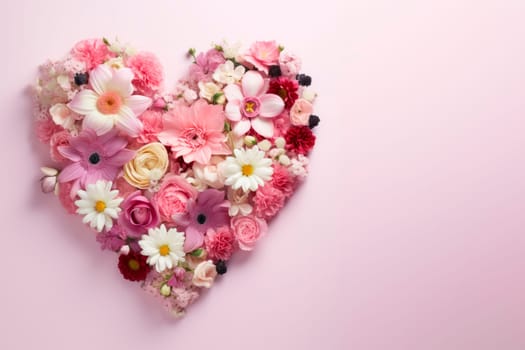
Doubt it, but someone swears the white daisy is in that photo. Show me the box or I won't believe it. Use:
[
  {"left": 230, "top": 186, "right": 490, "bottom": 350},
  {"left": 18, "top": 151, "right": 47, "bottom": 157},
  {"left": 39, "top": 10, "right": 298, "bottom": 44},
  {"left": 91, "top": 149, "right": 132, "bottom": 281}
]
[
  {"left": 139, "top": 224, "right": 186, "bottom": 273},
  {"left": 220, "top": 146, "right": 273, "bottom": 192},
  {"left": 75, "top": 180, "right": 123, "bottom": 232}
]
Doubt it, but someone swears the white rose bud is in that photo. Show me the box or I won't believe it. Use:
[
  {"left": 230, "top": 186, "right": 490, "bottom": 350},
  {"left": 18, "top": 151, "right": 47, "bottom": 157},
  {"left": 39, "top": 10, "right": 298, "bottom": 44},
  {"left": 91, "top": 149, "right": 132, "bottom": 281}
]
[
  {"left": 244, "top": 135, "right": 257, "bottom": 146},
  {"left": 274, "top": 137, "right": 286, "bottom": 149},
  {"left": 160, "top": 284, "right": 172, "bottom": 297},
  {"left": 278, "top": 154, "right": 291, "bottom": 166},
  {"left": 257, "top": 139, "right": 272, "bottom": 152},
  {"left": 301, "top": 87, "right": 317, "bottom": 102},
  {"left": 192, "top": 260, "right": 217, "bottom": 288}
]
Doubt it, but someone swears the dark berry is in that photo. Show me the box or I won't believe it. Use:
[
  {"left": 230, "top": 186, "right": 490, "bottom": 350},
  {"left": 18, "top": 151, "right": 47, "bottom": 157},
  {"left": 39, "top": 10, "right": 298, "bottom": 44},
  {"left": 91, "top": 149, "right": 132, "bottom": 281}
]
[
  {"left": 296, "top": 73, "right": 312, "bottom": 86},
  {"left": 308, "top": 115, "right": 320, "bottom": 129},
  {"left": 74, "top": 72, "right": 89, "bottom": 86},
  {"left": 268, "top": 65, "right": 282, "bottom": 77},
  {"left": 216, "top": 260, "right": 227, "bottom": 275}
]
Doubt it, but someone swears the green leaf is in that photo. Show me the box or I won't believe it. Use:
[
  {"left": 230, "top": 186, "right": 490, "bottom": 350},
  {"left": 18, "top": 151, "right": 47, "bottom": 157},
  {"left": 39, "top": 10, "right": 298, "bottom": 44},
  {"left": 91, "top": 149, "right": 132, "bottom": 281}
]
[{"left": 190, "top": 248, "right": 203, "bottom": 257}]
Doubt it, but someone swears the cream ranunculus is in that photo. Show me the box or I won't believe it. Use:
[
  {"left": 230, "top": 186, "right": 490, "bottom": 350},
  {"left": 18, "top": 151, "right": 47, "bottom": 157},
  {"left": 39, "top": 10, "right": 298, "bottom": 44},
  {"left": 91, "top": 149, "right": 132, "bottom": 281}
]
[
  {"left": 192, "top": 260, "right": 217, "bottom": 288},
  {"left": 123, "top": 142, "right": 169, "bottom": 189}
]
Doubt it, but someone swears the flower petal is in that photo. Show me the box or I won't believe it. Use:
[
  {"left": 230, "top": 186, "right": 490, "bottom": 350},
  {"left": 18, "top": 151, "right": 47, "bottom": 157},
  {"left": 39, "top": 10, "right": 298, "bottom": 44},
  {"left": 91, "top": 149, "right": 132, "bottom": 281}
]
[
  {"left": 58, "top": 163, "right": 85, "bottom": 183},
  {"left": 68, "top": 90, "right": 98, "bottom": 115},
  {"left": 251, "top": 117, "right": 274, "bottom": 138},
  {"left": 225, "top": 101, "right": 242, "bottom": 121},
  {"left": 58, "top": 146, "right": 81, "bottom": 162},
  {"left": 232, "top": 119, "right": 251, "bottom": 136},
  {"left": 89, "top": 64, "right": 113, "bottom": 95},
  {"left": 125, "top": 95, "right": 152, "bottom": 116},
  {"left": 107, "top": 67, "right": 134, "bottom": 97},
  {"left": 241, "top": 71, "right": 264, "bottom": 97},
  {"left": 115, "top": 105, "right": 143, "bottom": 137},
  {"left": 83, "top": 113, "right": 115, "bottom": 135},
  {"left": 183, "top": 226, "right": 204, "bottom": 252},
  {"left": 259, "top": 94, "right": 285, "bottom": 118},
  {"left": 223, "top": 84, "right": 243, "bottom": 102}
]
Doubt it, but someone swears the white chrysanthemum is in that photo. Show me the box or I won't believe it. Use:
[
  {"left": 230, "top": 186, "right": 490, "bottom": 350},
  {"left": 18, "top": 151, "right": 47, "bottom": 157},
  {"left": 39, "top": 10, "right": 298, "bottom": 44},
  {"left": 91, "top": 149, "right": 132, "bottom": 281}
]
[
  {"left": 220, "top": 146, "right": 273, "bottom": 192},
  {"left": 75, "top": 181, "right": 123, "bottom": 232},
  {"left": 139, "top": 224, "right": 186, "bottom": 273}
]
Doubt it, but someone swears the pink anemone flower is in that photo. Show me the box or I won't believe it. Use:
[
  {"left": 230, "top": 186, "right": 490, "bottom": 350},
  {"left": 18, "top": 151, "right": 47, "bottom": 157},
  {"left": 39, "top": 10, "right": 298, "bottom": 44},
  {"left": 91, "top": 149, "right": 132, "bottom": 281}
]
[
  {"left": 223, "top": 71, "right": 284, "bottom": 138},
  {"left": 68, "top": 64, "right": 152, "bottom": 137}
]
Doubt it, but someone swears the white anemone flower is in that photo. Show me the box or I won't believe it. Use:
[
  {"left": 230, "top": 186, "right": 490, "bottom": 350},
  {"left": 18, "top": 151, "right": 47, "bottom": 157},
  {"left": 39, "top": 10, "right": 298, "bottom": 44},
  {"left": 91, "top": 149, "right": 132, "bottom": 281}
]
[
  {"left": 220, "top": 146, "right": 273, "bottom": 192},
  {"left": 75, "top": 180, "right": 123, "bottom": 232},
  {"left": 68, "top": 64, "right": 152, "bottom": 136},
  {"left": 139, "top": 224, "right": 186, "bottom": 273}
]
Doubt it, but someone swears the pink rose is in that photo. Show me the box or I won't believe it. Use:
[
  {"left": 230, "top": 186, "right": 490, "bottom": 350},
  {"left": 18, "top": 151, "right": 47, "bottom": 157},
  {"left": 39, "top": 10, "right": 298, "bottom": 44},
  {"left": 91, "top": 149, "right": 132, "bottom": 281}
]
[
  {"left": 253, "top": 185, "right": 285, "bottom": 220},
  {"left": 119, "top": 191, "right": 160, "bottom": 238},
  {"left": 243, "top": 41, "right": 280, "bottom": 73},
  {"left": 153, "top": 175, "right": 197, "bottom": 222},
  {"left": 192, "top": 260, "right": 217, "bottom": 288},
  {"left": 49, "top": 130, "right": 71, "bottom": 163},
  {"left": 279, "top": 52, "right": 302, "bottom": 77},
  {"left": 289, "top": 99, "right": 313, "bottom": 126},
  {"left": 231, "top": 215, "right": 268, "bottom": 251}
]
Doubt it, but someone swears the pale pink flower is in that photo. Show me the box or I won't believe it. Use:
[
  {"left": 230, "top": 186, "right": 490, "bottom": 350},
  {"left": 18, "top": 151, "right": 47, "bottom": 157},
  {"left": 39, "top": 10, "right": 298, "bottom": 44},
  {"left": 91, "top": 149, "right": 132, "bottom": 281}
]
[
  {"left": 137, "top": 110, "right": 163, "bottom": 144},
  {"left": 188, "top": 49, "right": 225, "bottom": 85},
  {"left": 158, "top": 99, "right": 231, "bottom": 164},
  {"left": 223, "top": 71, "right": 285, "bottom": 138},
  {"left": 68, "top": 64, "right": 152, "bottom": 136},
  {"left": 279, "top": 52, "right": 302, "bottom": 77},
  {"left": 253, "top": 184, "right": 285, "bottom": 220},
  {"left": 49, "top": 130, "right": 71, "bottom": 163},
  {"left": 231, "top": 215, "right": 268, "bottom": 251},
  {"left": 290, "top": 99, "right": 313, "bottom": 126},
  {"left": 36, "top": 117, "right": 62, "bottom": 143},
  {"left": 243, "top": 41, "right": 280, "bottom": 74},
  {"left": 125, "top": 52, "right": 164, "bottom": 97},
  {"left": 71, "top": 38, "right": 114, "bottom": 70}
]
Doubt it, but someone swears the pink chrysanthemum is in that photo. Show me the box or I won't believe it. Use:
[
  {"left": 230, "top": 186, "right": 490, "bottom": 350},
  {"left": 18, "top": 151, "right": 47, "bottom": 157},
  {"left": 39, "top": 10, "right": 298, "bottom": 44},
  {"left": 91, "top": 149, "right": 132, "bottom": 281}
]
[
  {"left": 158, "top": 99, "right": 231, "bottom": 164},
  {"left": 126, "top": 52, "right": 164, "bottom": 97}
]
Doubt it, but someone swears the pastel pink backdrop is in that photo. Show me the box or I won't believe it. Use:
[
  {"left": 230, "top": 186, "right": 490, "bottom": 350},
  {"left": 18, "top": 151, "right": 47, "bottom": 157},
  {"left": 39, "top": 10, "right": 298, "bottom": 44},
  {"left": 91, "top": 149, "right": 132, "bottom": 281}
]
[{"left": 1, "top": 0, "right": 524, "bottom": 349}]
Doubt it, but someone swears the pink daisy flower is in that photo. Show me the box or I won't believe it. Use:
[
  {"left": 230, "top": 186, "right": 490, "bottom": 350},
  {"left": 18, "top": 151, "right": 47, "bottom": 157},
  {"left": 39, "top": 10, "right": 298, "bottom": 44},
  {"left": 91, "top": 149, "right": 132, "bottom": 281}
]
[
  {"left": 224, "top": 71, "right": 285, "bottom": 138},
  {"left": 57, "top": 128, "right": 135, "bottom": 194},
  {"left": 68, "top": 64, "right": 152, "bottom": 137},
  {"left": 158, "top": 99, "right": 231, "bottom": 164}
]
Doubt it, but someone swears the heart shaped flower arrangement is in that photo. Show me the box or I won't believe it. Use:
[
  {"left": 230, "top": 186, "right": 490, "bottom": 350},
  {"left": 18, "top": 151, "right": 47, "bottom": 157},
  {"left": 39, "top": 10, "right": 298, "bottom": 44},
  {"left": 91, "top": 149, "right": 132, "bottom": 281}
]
[{"left": 33, "top": 38, "right": 320, "bottom": 316}]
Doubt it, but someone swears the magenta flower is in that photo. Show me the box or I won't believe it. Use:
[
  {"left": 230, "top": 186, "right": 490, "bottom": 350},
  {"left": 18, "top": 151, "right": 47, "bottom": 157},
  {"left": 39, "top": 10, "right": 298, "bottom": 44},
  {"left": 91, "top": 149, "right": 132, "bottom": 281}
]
[
  {"left": 118, "top": 191, "right": 160, "bottom": 238},
  {"left": 224, "top": 71, "right": 285, "bottom": 138},
  {"left": 57, "top": 128, "right": 135, "bottom": 193},
  {"left": 158, "top": 99, "right": 231, "bottom": 164},
  {"left": 174, "top": 189, "right": 230, "bottom": 252}
]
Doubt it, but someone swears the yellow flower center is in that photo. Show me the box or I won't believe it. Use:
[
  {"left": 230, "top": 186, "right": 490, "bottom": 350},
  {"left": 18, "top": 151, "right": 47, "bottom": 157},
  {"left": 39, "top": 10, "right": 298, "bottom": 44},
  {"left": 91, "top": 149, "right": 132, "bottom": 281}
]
[
  {"left": 128, "top": 259, "right": 140, "bottom": 271},
  {"left": 159, "top": 244, "right": 170, "bottom": 256},
  {"left": 242, "top": 164, "right": 254, "bottom": 176},
  {"left": 95, "top": 201, "right": 106, "bottom": 213},
  {"left": 96, "top": 91, "right": 123, "bottom": 115},
  {"left": 245, "top": 101, "right": 256, "bottom": 113}
]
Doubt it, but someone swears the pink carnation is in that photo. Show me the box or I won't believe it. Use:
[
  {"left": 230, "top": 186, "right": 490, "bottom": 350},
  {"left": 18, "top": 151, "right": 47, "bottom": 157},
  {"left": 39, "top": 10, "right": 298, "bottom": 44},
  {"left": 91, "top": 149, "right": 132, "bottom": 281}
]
[
  {"left": 126, "top": 52, "right": 164, "bottom": 97},
  {"left": 253, "top": 185, "right": 285, "bottom": 220},
  {"left": 137, "top": 110, "right": 163, "bottom": 144},
  {"left": 49, "top": 130, "right": 71, "bottom": 163},
  {"left": 270, "top": 163, "right": 296, "bottom": 198},
  {"left": 71, "top": 38, "right": 114, "bottom": 70},
  {"left": 243, "top": 41, "right": 280, "bottom": 73},
  {"left": 36, "top": 117, "right": 62, "bottom": 144},
  {"left": 57, "top": 181, "right": 77, "bottom": 214},
  {"left": 205, "top": 226, "right": 236, "bottom": 262}
]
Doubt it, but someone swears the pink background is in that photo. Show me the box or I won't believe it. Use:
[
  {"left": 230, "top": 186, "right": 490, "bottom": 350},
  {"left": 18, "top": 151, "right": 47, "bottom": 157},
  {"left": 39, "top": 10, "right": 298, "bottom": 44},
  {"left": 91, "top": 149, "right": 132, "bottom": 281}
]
[{"left": 1, "top": 0, "right": 524, "bottom": 349}]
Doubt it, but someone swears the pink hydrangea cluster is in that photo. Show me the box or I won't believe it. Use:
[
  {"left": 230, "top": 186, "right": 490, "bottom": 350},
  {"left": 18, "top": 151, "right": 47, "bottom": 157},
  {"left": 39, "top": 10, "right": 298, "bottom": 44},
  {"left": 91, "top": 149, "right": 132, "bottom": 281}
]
[{"left": 34, "top": 38, "right": 320, "bottom": 317}]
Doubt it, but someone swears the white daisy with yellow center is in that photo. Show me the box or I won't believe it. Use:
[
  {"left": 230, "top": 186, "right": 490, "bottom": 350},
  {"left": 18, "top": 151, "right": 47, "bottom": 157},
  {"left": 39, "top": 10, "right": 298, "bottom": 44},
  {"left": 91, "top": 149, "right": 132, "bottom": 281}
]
[
  {"left": 75, "top": 180, "right": 123, "bottom": 232},
  {"left": 139, "top": 224, "right": 186, "bottom": 273},
  {"left": 220, "top": 146, "right": 273, "bottom": 192}
]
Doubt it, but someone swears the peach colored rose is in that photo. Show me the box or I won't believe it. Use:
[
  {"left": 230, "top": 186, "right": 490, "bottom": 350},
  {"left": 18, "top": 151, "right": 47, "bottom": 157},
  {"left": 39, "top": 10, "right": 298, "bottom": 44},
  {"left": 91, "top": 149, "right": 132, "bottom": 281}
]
[
  {"left": 289, "top": 99, "right": 313, "bottom": 126},
  {"left": 231, "top": 215, "right": 268, "bottom": 251},
  {"left": 123, "top": 142, "right": 168, "bottom": 189},
  {"left": 192, "top": 260, "right": 217, "bottom": 288}
]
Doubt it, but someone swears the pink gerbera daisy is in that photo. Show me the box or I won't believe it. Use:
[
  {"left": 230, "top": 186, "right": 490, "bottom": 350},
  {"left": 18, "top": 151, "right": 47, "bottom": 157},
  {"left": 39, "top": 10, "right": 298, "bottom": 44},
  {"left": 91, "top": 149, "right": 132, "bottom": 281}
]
[
  {"left": 158, "top": 99, "right": 231, "bottom": 164},
  {"left": 57, "top": 128, "right": 135, "bottom": 194}
]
